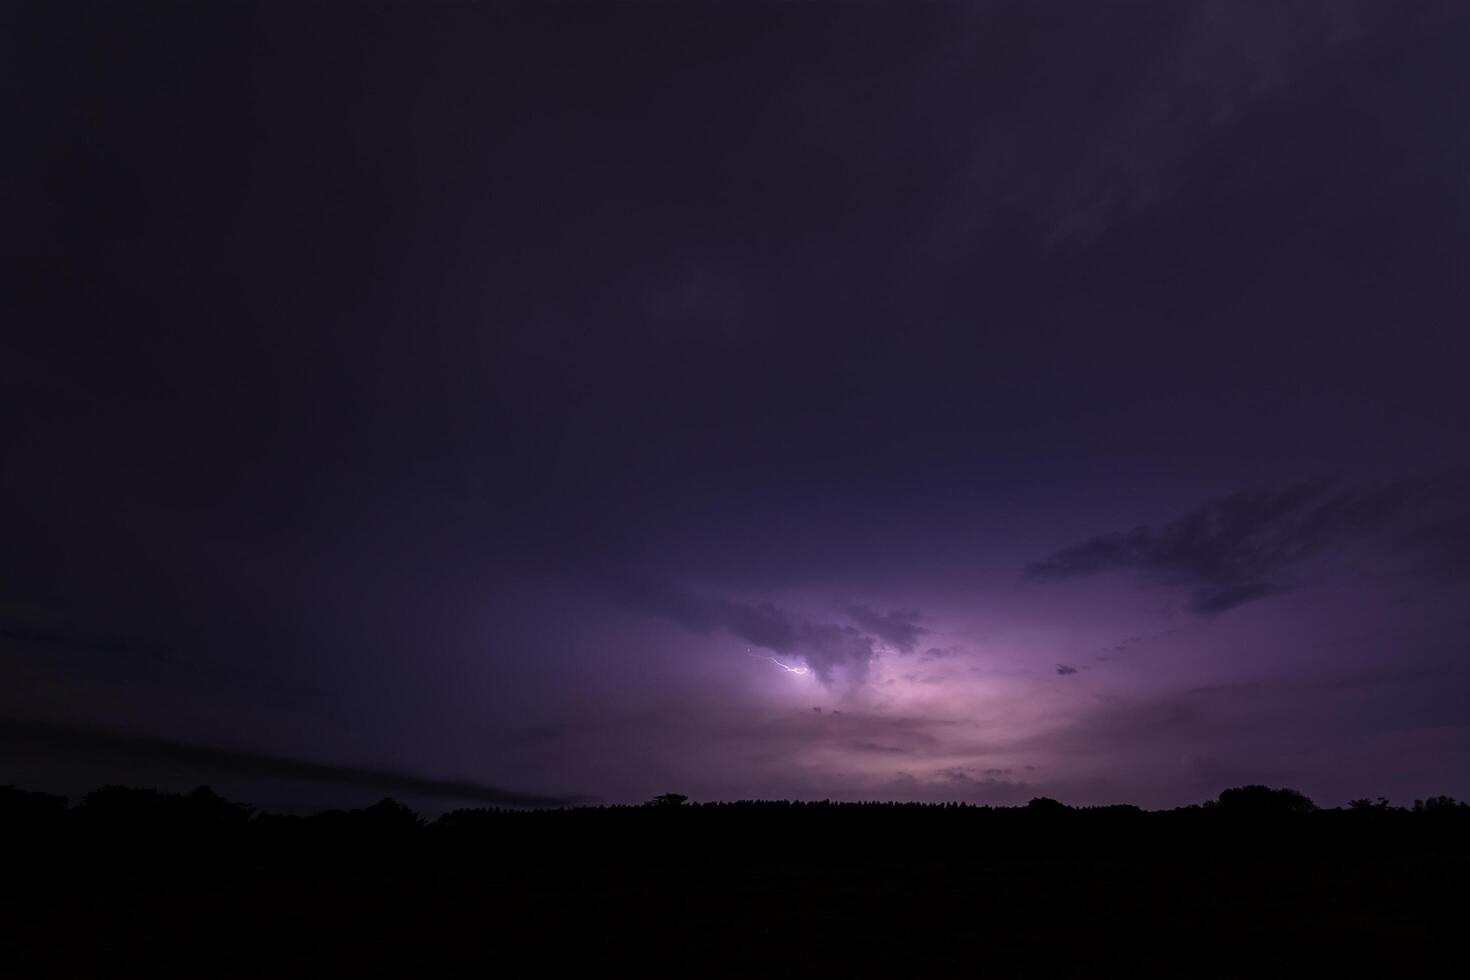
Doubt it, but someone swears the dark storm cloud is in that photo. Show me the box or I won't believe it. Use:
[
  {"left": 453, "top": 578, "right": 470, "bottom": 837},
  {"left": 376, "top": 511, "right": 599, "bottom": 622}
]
[
  {"left": 1055, "top": 665, "right": 1079, "bottom": 676},
  {"left": 644, "top": 265, "right": 750, "bottom": 340},
  {"left": 845, "top": 606, "right": 926, "bottom": 653},
  {"left": 604, "top": 572, "right": 877, "bottom": 683},
  {"left": 0, "top": 717, "right": 575, "bottom": 807},
  {"left": 1398, "top": 510, "right": 1470, "bottom": 581},
  {"left": 1190, "top": 582, "right": 1288, "bottom": 616},
  {"left": 0, "top": 620, "right": 171, "bottom": 661},
  {"left": 796, "top": 623, "right": 879, "bottom": 684},
  {"left": 897, "top": 1, "right": 1396, "bottom": 247},
  {"left": 1025, "top": 478, "right": 1454, "bottom": 613},
  {"left": 0, "top": 609, "right": 334, "bottom": 707}
]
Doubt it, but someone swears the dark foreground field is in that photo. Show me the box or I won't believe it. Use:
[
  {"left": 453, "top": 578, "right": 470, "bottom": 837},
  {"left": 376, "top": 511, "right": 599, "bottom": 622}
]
[
  {"left": 7, "top": 856, "right": 1469, "bottom": 978},
  {"left": 4, "top": 787, "right": 1468, "bottom": 977}
]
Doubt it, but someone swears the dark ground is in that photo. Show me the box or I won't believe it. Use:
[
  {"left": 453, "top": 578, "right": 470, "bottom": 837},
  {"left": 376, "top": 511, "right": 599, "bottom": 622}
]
[
  {"left": 7, "top": 855, "right": 1469, "bottom": 977},
  {"left": 4, "top": 787, "right": 1468, "bottom": 977}
]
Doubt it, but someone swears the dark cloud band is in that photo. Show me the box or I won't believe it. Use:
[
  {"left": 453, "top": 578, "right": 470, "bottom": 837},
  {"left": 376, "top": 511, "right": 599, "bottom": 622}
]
[
  {"left": 0, "top": 717, "right": 575, "bottom": 808},
  {"left": 1025, "top": 477, "right": 1458, "bottom": 614}
]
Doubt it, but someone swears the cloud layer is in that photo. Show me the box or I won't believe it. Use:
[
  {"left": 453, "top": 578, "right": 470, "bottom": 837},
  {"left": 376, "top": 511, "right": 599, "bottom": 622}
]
[
  {"left": 603, "top": 573, "right": 935, "bottom": 684},
  {"left": 1025, "top": 477, "right": 1456, "bottom": 614},
  {"left": 0, "top": 717, "right": 574, "bottom": 807}
]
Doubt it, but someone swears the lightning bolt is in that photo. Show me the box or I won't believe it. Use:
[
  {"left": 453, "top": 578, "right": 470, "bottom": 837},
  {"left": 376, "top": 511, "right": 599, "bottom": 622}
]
[{"left": 747, "top": 649, "right": 809, "bottom": 675}]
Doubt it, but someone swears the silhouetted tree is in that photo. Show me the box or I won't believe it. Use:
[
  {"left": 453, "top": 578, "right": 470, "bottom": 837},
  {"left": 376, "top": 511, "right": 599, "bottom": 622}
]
[
  {"left": 646, "top": 793, "right": 689, "bottom": 808},
  {"left": 1211, "top": 785, "right": 1316, "bottom": 814},
  {"left": 360, "top": 797, "right": 424, "bottom": 829},
  {"left": 0, "top": 786, "right": 67, "bottom": 826},
  {"left": 1025, "top": 796, "right": 1070, "bottom": 815}
]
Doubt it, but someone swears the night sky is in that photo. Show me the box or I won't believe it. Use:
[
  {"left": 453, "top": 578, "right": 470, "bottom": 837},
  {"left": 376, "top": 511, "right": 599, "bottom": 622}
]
[{"left": 5, "top": 2, "right": 1470, "bottom": 812}]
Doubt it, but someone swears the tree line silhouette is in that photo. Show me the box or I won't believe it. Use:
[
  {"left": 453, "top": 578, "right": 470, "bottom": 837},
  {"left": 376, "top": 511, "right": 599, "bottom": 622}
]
[
  {"left": 4, "top": 783, "right": 1469, "bottom": 977},
  {"left": 3, "top": 782, "right": 1468, "bottom": 892}
]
